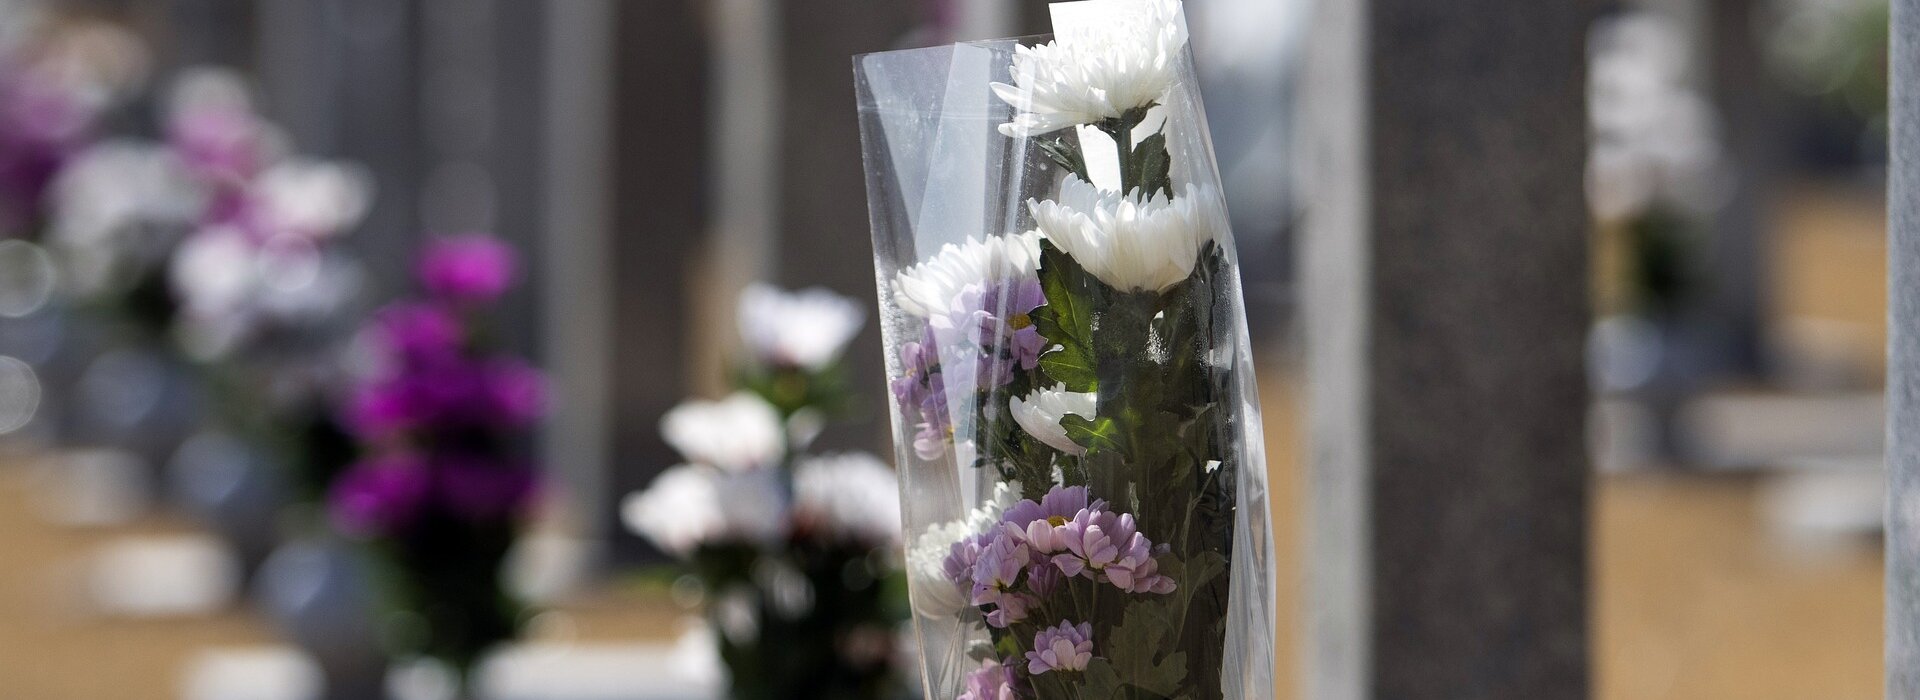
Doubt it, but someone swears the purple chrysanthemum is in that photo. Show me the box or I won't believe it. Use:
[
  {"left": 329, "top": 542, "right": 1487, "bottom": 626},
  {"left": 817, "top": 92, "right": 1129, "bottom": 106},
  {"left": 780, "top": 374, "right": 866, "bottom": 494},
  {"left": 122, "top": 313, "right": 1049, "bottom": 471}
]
[
  {"left": 971, "top": 528, "right": 1037, "bottom": 628},
  {"left": 1026, "top": 620, "right": 1094, "bottom": 675},
  {"left": 1051, "top": 508, "right": 1176, "bottom": 595},
  {"left": 1005, "top": 485, "right": 1105, "bottom": 555},
  {"left": 971, "top": 529, "right": 1028, "bottom": 597},
  {"left": 959, "top": 658, "right": 1022, "bottom": 700},
  {"left": 1044, "top": 506, "right": 1175, "bottom": 590}
]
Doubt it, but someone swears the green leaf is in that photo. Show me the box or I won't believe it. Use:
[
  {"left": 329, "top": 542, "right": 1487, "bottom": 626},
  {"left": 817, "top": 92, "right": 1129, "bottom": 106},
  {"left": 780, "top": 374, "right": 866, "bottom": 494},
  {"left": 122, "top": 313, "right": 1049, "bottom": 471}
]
[
  {"left": 1038, "top": 352, "right": 1099, "bottom": 392},
  {"left": 1128, "top": 130, "right": 1172, "bottom": 198},
  {"left": 1078, "top": 659, "right": 1127, "bottom": 699},
  {"left": 1061, "top": 414, "right": 1123, "bottom": 456},
  {"left": 1092, "top": 594, "right": 1190, "bottom": 698},
  {"left": 1039, "top": 135, "right": 1091, "bottom": 182},
  {"left": 1031, "top": 240, "right": 1104, "bottom": 391}
]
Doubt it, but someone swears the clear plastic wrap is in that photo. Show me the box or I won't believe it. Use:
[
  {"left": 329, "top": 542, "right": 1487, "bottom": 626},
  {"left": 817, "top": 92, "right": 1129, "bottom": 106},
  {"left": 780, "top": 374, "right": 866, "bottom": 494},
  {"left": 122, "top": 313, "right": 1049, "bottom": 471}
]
[{"left": 855, "top": 2, "right": 1275, "bottom": 698}]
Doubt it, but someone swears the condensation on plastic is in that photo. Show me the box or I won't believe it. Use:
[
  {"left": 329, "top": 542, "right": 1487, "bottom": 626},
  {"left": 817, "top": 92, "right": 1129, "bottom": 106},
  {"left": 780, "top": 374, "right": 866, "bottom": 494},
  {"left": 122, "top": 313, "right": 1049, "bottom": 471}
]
[{"left": 855, "top": 6, "right": 1276, "bottom": 698}]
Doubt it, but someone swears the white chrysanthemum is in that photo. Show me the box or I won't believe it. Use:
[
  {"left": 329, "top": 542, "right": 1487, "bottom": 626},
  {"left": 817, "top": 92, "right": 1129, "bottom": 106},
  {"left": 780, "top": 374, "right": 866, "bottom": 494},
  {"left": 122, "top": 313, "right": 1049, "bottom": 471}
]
[
  {"left": 737, "top": 283, "right": 866, "bottom": 371},
  {"left": 1029, "top": 175, "right": 1224, "bottom": 293},
  {"left": 892, "top": 231, "right": 1043, "bottom": 318},
  {"left": 792, "top": 452, "right": 901, "bottom": 544},
  {"left": 1010, "top": 385, "right": 1098, "bottom": 456},
  {"left": 905, "top": 519, "right": 972, "bottom": 618},
  {"left": 904, "top": 480, "right": 1022, "bottom": 619},
  {"left": 251, "top": 158, "right": 373, "bottom": 240},
  {"left": 621, "top": 464, "right": 787, "bottom": 558},
  {"left": 661, "top": 392, "right": 786, "bottom": 472},
  {"left": 988, "top": 0, "right": 1188, "bottom": 138}
]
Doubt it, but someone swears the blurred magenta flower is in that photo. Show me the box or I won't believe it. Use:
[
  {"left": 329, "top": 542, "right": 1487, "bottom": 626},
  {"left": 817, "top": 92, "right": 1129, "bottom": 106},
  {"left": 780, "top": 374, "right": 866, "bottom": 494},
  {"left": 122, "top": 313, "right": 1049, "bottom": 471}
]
[
  {"left": 434, "top": 457, "right": 538, "bottom": 521},
  {"left": 418, "top": 234, "right": 516, "bottom": 304},
  {"left": 329, "top": 455, "right": 432, "bottom": 537},
  {"left": 374, "top": 302, "right": 465, "bottom": 363}
]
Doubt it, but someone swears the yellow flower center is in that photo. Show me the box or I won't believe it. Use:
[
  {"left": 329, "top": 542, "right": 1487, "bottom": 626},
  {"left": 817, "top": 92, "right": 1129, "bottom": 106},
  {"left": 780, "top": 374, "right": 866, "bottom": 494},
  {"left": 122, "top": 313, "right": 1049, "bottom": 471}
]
[
  {"left": 1047, "top": 515, "right": 1069, "bottom": 527},
  {"left": 1010, "top": 312, "right": 1033, "bottom": 330}
]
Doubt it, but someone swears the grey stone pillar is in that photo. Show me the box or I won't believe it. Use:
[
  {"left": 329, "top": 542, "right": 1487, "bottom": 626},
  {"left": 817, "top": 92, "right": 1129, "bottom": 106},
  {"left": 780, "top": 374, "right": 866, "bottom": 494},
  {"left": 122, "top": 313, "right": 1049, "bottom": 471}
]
[
  {"left": 773, "top": 0, "right": 920, "bottom": 452},
  {"left": 1302, "top": 0, "right": 1592, "bottom": 698},
  {"left": 257, "top": 0, "right": 425, "bottom": 297},
  {"left": 540, "top": 0, "right": 618, "bottom": 562},
  {"left": 1887, "top": 0, "right": 1920, "bottom": 691},
  {"left": 161, "top": 0, "right": 254, "bottom": 69},
  {"left": 1704, "top": 0, "right": 1777, "bottom": 379},
  {"left": 603, "top": 0, "right": 710, "bottom": 562}
]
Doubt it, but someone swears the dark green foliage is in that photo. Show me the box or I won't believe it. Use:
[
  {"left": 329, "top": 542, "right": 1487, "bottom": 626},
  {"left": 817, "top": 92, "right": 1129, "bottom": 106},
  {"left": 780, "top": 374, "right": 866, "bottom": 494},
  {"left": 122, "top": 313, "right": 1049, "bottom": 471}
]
[
  {"left": 694, "top": 541, "right": 908, "bottom": 700},
  {"left": 376, "top": 514, "right": 524, "bottom": 678},
  {"left": 1023, "top": 231, "right": 1240, "bottom": 699}
]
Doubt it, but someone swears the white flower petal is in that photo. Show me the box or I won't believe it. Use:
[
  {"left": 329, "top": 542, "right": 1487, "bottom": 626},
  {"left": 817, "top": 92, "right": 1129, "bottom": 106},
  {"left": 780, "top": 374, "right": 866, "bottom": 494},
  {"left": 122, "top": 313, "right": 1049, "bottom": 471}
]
[
  {"left": 622, "top": 464, "right": 788, "bottom": 557},
  {"left": 1009, "top": 384, "right": 1098, "bottom": 456},
  {"left": 737, "top": 284, "right": 866, "bottom": 371},
  {"left": 989, "top": 0, "right": 1188, "bottom": 136},
  {"left": 660, "top": 392, "right": 786, "bottom": 472},
  {"left": 1029, "top": 176, "right": 1225, "bottom": 293},
  {"left": 792, "top": 452, "right": 901, "bottom": 544},
  {"left": 892, "top": 231, "right": 1043, "bottom": 318}
]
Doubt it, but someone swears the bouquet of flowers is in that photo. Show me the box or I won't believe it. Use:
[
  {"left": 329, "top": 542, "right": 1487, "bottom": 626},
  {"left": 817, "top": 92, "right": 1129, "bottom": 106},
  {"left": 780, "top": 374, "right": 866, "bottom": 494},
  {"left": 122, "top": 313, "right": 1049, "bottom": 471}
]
[
  {"left": 623, "top": 284, "right": 910, "bottom": 700},
  {"left": 49, "top": 67, "right": 370, "bottom": 349},
  {"left": 0, "top": 3, "right": 147, "bottom": 241},
  {"left": 329, "top": 234, "right": 544, "bottom": 693},
  {"left": 1586, "top": 12, "right": 1725, "bottom": 319},
  {"left": 855, "top": 1, "right": 1274, "bottom": 698}
]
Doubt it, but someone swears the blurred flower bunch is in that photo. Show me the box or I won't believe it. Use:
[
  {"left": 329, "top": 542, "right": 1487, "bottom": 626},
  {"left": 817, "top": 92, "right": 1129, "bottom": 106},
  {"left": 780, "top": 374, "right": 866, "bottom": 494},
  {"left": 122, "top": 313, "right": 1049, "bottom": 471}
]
[
  {"left": 623, "top": 284, "right": 910, "bottom": 700},
  {"left": 47, "top": 67, "right": 370, "bottom": 353},
  {"left": 0, "top": 1, "right": 147, "bottom": 239},
  {"left": 329, "top": 234, "right": 544, "bottom": 685},
  {"left": 1587, "top": 11, "right": 1726, "bottom": 315}
]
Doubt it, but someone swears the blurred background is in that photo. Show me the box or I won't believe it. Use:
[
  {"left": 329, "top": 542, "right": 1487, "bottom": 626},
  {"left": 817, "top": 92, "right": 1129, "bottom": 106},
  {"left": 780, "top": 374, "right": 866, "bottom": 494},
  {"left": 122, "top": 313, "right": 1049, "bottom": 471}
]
[{"left": 0, "top": 0, "right": 1892, "bottom": 698}]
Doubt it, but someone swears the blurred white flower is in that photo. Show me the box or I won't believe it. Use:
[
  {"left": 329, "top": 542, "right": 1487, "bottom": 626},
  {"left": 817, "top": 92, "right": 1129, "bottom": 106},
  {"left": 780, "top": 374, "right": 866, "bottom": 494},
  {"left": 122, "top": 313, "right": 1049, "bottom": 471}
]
[
  {"left": 1028, "top": 175, "right": 1224, "bottom": 293},
  {"left": 168, "top": 225, "right": 359, "bottom": 360},
  {"left": 1009, "top": 384, "right": 1098, "bottom": 456},
  {"left": 621, "top": 464, "right": 787, "bottom": 558},
  {"left": 49, "top": 141, "right": 199, "bottom": 244},
  {"left": 165, "top": 66, "right": 253, "bottom": 119},
  {"left": 989, "top": 0, "right": 1188, "bottom": 138},
  {"left": 792, "top": 452, "right": 901, "bottom": 544},
  {"left": 893, "top": 231, "right": 1043, "bottom": 318},
  {"left": 660, "top": 391, "right": 786, "bottom": 471},
  {"left": 170, "top": 227, "right": 254, "bottom": 320},
  {"left": 47, "top": 141, "right": 202, "bottom": 295},
  {"left": 251, "top": 159, "right": 373, "bottom": 240},
  {"left": 1587, "top": 12, "right": 1726, "bottom": 221},
  {"left": 737, "top": 283, "right": 865, "bottom": 371}
]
